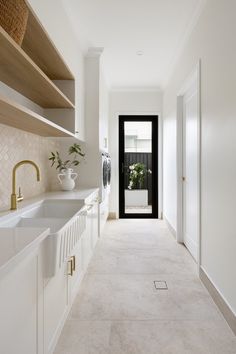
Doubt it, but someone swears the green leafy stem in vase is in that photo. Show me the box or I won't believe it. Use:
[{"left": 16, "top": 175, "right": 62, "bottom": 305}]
[{"left": 49, "top": 143, "right": 85, "bottom": 172}]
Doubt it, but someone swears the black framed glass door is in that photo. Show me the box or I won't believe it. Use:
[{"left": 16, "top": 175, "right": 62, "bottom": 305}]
[{"left": 119, "top": 115, "right": 158, "bottom": 218}]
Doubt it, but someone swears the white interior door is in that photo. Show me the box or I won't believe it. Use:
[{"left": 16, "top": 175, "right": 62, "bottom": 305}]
[{"left": 182, "top": 79, "right": 198, "bottom": 261}]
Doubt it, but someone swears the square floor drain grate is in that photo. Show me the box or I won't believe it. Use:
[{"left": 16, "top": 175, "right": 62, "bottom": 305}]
[{"left": 154, "top": 280, "right": 168, "bottom": 290}]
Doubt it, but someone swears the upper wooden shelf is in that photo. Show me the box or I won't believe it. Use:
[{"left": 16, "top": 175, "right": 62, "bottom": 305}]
[
  {"left": 0, "top": 27, "right": 75, "bottom": 108},
  {"left": 0, "top": 95, "right": 75, "bottom": 137},
  {"left": 22, "top": 11, "right": 74, "bottom": 80}
]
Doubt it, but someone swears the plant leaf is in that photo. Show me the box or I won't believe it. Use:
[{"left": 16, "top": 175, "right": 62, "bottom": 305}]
[{"left": 73, "top": 160, "right": 80, "bottom": 166}]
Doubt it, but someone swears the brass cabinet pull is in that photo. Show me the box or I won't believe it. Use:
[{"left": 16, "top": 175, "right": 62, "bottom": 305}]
[
  {"left": 71, "top": 255, "right": 76, "bottom": 272},
  {"left": 182, "top": 176, "right": 186, "bottom": 182},
  {"left": 67, "top": 259, "right": 73, "bottom": 276},
  {"left": 68, "top": 256, "right": 76, "bottom": 276}
]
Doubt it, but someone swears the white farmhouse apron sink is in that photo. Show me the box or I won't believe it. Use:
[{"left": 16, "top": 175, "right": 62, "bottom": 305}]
[
  {"left": 22, "top": 199, "right": 84, "bottom": 218},
  {"left": 0, "top": 199, "right": 87, "bottom": 277}
]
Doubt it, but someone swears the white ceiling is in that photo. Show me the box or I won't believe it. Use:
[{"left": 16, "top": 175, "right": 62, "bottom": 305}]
[{"left": 61, "top": 0, "right": 205, "bottom": 89}]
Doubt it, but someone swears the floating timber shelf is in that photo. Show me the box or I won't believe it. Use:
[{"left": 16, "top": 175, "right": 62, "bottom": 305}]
[
  {"left": 22, "top": 11, "right": 74, "bottom": 80},
  {"left": 0, "top": 95, "right": 75, "bottom": 137},
  {"left": 0, "top": 2, "right": 77, "bottom": 136},
  {"left": 0, "top": 27, "right": 75, "bottom": 109}
]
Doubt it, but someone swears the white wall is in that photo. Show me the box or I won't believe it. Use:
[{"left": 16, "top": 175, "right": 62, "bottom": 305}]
[
  {"left": 28, "top": 0, "right": 85, "bottom": 141},
  {"left": 70, "top": 53, "right": 109, "bottom": 190},
  {"left": 99, "top": 62, "right": 109, "bottom": 152},
  {"left": 109, "top": 90, "right": 162, "bottom": 217},
  {"left": 74, "top": 55, "right": 100, "bottom": 189},
  {"left": 163, "top": 114, "right": 177, "bottom": 229},
  {"left": 163, "top": 0, "right": 236, "bottom": 313}
]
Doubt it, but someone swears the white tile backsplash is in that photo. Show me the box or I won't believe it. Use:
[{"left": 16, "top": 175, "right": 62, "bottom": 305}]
[{"left": 0, "top": 123, "right": 60, "bottom": 211}]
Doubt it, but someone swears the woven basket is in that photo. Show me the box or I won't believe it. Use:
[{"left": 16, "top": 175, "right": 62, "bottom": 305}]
[{"left": 0, "top": 0, "right": 29, "bottom": 46}]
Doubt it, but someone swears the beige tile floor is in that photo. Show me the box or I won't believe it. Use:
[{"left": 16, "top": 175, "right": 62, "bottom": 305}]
[
  {"left": 125, "top": 206, "right": 152, "bottom": 214},
  {"left": 54, "top": 219, "right": 236, "bottom": 354}
]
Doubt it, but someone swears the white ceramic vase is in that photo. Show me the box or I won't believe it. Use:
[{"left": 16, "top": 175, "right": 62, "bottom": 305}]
[{"left": 58, "top": 168, "right": 78, "bottom": 191}]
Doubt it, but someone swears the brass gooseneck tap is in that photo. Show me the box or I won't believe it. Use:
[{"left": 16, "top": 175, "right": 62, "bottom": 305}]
[{"left": 11, "top": 160, "right": 40, "bottom": 210}]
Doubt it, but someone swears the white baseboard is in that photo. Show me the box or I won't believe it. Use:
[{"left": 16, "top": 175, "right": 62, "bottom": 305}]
[
  {"left": 184, "top": 234, "right": 198, "bottom": 261},
  {"left": 48, "top": 306, "right": 70, "bottom": 354},
  {"left": 200, "top": 267, "right": 236, "bottom": 336},
  {"left": 163, "top": 215, "right": 177, "bottom": 238}
]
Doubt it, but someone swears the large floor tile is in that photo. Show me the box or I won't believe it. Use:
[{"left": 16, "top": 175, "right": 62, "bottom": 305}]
[
  {"left": 54, "top": 319, "right": 236, "bottom": 354},
  {"left": 109, "top": 320, "right": 236, "bottom": 354},
  {"left": 102, "top": 219, "right": 166, "bottom": 237},
  {"left": 54, "top": 320, "right": 111, "bottom": 354},
  {"left": 99, "top": 230, "right": 179, "bottom": 248},
  {"left": 54, "top": 219, "right": 236, "bottom": 354},
  {"left": 100, "top": 223, "right": 177, "bottom": 250},
  {"left": 87, "top": 246, "right": 197, "bottom": 275},
  {"left": 70, "top": 273, "right": 223, "bottom": 322}
]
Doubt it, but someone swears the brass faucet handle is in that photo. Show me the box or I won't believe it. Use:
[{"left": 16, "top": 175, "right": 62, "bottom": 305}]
[
  {"left": 17, "top": 187, "right": 24, "bottom": 202},
  {"left": 10, "top": 160, "right": 40, "bottom": 210}
]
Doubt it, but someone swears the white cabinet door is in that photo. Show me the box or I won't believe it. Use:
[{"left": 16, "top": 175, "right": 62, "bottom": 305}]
[
  {"left": 91, "top": 202, "right": 99, "bottom": 249},
  {"left": 0, "top": 252, "right": 40, "bottom": 354},
  {"left": 81, "top": 221, "right": 92, "bottom": 270},
  {"left": 44, "top": 260, "right": 69, "bottom": 354},
  {"left": 68, "top": 238, "right": 84, "bottom": 303},
  {"left": 100, "top": 195, "right": 109, "bottom": 235},
  {"left": 83, "top": 201, "right": 99, "bottom": 264}
]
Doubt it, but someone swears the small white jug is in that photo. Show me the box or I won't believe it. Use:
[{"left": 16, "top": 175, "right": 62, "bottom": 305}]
[{"left": 58, "top": 168, "right": 78, "bottom": 191}]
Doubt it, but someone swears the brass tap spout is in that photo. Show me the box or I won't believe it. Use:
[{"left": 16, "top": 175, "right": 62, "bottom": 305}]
[{"left": 11, "top": 160, "right": 40, "bottom": 210}]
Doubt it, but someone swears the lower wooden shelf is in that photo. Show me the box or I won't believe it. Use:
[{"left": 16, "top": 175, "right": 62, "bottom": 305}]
[{"left": 0, "top": 95, "right": 75, "bottom": 137}]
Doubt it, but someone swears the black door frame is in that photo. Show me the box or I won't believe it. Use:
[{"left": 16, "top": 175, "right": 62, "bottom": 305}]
[{"left": 119, "top": 115, "right": 158, "bottom": 218}]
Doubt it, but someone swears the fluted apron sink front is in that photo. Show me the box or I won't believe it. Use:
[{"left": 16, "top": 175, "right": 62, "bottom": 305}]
[{"left": 0, "top": 200, "right": 86, "bottom": 277}]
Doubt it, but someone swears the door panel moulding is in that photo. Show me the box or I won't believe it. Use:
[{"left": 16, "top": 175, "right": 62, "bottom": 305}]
[{"left": 176, "top": 60, "right": 201, "bottom": 270}]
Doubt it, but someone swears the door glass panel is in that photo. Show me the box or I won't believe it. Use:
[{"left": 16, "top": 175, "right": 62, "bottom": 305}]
[{"left": 124, "top": 121, "right": 152, "bottom": 214}]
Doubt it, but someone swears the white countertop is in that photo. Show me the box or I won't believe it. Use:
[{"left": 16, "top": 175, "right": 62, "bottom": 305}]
[
  {"left": 0, "top": 188, "right": 99, "bottom": 279},
  {"left": 0, "top": 188, "right": 99, "bottom": 220},
  {"left": 0, "top": 227, "right": 49, "bottom": 278},
  {"left": 42, "top": 188, "right": 99, "bottom": 203}
]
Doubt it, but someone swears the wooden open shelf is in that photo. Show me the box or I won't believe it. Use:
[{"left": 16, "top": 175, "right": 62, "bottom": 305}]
[
  {"left": 22, "top": 11, "right": 74, "bottom": 80},
  {"left": 0, "top": 3, "right": 77, "bottom": 136},
  {"left": 0, "top": 27, "right": 75, "bottom": 109},
  {"left": 0, "top": 95, "right": 75, "bottom": 137}
]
